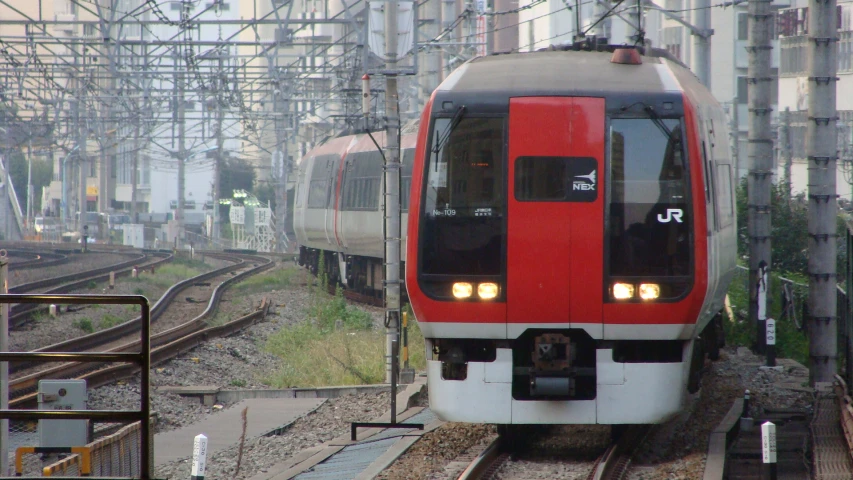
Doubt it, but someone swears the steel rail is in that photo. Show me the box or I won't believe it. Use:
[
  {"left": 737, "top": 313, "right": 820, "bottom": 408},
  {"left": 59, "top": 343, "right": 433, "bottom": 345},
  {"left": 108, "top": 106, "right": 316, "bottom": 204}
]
[
  {"left": 456, "top": 437, "right": 504, "bottom": 480},
  {"left": 4, "top": 250, "right": 69, "bottom": 271},
  {"left": 7, "top": 251, "right": 153, "bottom": 321},
  {"left": 8, "top": 253, "right": 275, "bottom": 406},
  {"left": 587, "top": 425, "right": 652, "bottom": 480},
  {"left": 7, "top": 252, "right": 241, "bottom": 374}
]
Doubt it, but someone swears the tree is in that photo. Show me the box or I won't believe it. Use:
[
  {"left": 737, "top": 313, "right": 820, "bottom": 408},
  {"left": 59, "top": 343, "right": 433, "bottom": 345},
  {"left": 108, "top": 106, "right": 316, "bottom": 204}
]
[
  {"left": 219, "top": 155, "right": 255, "bottom": 200},
  {"left": 7, "top": 149, "right": 53, "bottom": 213}
]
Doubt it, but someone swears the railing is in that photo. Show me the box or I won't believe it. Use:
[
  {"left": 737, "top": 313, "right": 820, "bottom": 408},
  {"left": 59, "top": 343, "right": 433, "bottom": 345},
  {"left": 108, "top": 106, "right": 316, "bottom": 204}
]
[{"left": 0, "top": 294, "right": 153, "bottom": 479}]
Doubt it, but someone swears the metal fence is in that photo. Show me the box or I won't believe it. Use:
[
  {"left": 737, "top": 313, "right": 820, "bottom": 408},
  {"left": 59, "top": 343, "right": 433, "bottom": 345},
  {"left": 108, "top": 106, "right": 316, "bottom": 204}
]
[{"left": 0, "top": 293, "right": 153, "bottom": 478}]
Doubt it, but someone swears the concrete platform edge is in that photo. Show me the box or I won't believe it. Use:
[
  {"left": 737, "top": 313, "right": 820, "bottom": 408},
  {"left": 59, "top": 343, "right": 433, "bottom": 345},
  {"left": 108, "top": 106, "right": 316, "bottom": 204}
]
[
  {"left": 703, "top": 397, "right": 745, "bottom": 480},
  {"left": 246, "top": 378, "right": 427, "bottom": 480}
]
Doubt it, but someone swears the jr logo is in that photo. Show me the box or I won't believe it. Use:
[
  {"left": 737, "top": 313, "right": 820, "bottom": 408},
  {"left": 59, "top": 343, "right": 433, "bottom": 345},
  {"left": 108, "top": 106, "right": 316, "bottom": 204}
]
[{"left": 657, "top": 209, "right": 684, "bottom": 224}]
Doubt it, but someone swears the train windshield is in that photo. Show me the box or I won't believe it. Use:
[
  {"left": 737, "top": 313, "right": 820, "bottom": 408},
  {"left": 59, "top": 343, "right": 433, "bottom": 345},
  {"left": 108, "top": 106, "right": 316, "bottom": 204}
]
[
  {"left": 608, "top": 117, "right": 691, "bottom": 278},
  {"left": 420, "top": 116, "right": 504, "bottom": 275}
]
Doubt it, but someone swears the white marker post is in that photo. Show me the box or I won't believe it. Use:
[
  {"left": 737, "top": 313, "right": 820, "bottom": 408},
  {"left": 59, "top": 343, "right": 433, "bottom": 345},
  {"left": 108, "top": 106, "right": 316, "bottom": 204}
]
[
  {"left": 761, "top": 421, "right": 777, "bottom": 480},
  {"left": 191, "top": 434, "right": 208, "bottom": 480},
  {"left": 765, "top": 318, "right": 776, "bottom": 367}
]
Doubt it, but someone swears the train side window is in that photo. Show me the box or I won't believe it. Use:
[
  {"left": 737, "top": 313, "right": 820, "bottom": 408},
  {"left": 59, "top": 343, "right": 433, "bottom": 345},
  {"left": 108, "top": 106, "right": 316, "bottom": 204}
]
[
  {"left": 716, "top": 164, "right": 734, "bottom": 227},
  {"left": 702, "top": 140, "right": 718, "bottom": 232}
]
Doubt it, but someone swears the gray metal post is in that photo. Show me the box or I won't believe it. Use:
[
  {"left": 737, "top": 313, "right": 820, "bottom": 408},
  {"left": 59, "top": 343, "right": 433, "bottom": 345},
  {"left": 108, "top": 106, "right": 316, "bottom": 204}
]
[
  {"left": 442, "top": 0, "right": 456, "bottom": 76},
  {"left": 176, "top": 43, "right": 187, "bottom": 249},
  {"left": 26, "top": 137, "right": 32, "bottom": 234},
  {"left": 214, "top": 53, "right": 225, "bottom": 244},
  {"left": 807, "top": 0, "right": 838, "bottom": 384},
  {"left": 781, "top": 107, "right": 793, "bottom": 198},
  {"left": 1, "top": 256, "right": 8, "bottom": 475},
  {"left": 747, "top": 0, "right": 773, "bottom": 354},
  {"left": 384, "top": 0, "right": 402, "bottom": 385},
  {"left": 593, "top": 1, "right": 612, "bottom": 42},
  {"left": 691, "top": 0, "right": 711, "bottom": 87},
  {"left": 131, "top": 96, "right": 139, "bottom": 223}
]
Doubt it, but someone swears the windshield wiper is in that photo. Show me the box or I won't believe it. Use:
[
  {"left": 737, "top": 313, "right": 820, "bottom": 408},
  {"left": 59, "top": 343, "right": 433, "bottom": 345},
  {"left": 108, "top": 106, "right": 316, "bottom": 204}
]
[
  {"left": 432, "top": 106, "right": 467, "bottom": 154},
  {"left": 643, "top": 105, "right": 674, "bottom": 141}
]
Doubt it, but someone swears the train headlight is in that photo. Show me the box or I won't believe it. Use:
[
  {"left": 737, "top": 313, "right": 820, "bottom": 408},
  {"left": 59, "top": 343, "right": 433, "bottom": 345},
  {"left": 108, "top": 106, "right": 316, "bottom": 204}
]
[
  {"left": 639, "top": 283, "right": 661, "bottom": 300},
  {"left": 612, "top": 283, "right": 635, "bottom": 300},
  {"left": 452, "top": 282, "right": 473, "bottom": 299},
  {"left": 477, "top": 283, "right": 499, "bottom": 300}
]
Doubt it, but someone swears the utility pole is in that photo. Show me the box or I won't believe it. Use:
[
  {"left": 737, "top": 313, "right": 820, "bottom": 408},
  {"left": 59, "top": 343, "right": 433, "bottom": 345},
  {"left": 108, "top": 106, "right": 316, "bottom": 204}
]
[
  {"left": 691, "top": 0, "right": 711, "bottom": 87},
  {"left": 593, "top": 1, "right": 612, "bottom": 42},
  {"left": 384, "top": 0, "right": 402, "bottom": 384},
  {"left": 131, "top": 96, "right": 140, "bottom": 223},
  {"left": 175, "top": 46, "right": 187, "bottom": 249},
  {"left": 77, "top": 51, "right": 89, "bottom": 240},
  {"left": 807, "top": 0, "right": 838, "bottom": 384},
  {"left": 747, "top": 0, "right": 773, "bottom": 354},
  {"left": 442, "top": 0, "right": 456, "bottom": 76},
  {"left": 273, "top": 88, "right": 289, "bottom": 253},
  {"left": 214, "top": 51, "right": 225, "bottom": 244},
  {"left": 781, "top": 107, "right": 792, "bottom": 199},
  {"left": 26, "top": 137, "right": 32, "bottom": 234}
]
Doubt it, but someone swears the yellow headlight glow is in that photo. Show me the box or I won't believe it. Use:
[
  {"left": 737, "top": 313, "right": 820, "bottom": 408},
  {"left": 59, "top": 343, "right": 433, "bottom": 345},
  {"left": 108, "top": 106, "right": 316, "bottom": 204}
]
[
  {"left": 452, "top": 282, "right": 473, "bottom": 299},
  {"left": 639, "top": 283, "right": 661, "bottom": 300},
  {"left": 612, "top": 283, "right": 635, "bottom": 300},
  {"left": 478, "top": 283, "right": 499, "bottom": 299}
]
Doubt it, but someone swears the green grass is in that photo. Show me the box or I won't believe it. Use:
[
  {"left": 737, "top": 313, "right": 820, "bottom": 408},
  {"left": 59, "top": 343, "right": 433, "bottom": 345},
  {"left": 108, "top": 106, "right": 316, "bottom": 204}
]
[
  {"left": 100, "top": 313, "right": 125, "bottom": 329},
  {"left": 140, "top": 263, "right": 206, "bottom": 289},
  {"left": 725, "top": 269, "right": 809, "bottom": 365},
  {"left": 72, "top": 318, "right": 94, "bottom": 334},
  {"left": 233, "top": 268, "right": 297, "bottom": 293},
  {"left": 230, "top": 379, "right": 247, "bottom": 388},
  {"left": 264, "top": 279, "right": 426, "bottom": 387}
]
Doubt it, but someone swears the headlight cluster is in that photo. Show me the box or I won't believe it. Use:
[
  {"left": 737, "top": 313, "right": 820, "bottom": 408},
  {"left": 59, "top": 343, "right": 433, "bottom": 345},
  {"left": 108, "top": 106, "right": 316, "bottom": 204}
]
[
  {"left": 612, "top": 282, "right": 661, "bottom": 301},
  {"left": 452, "top": 282, "right": 500, "bottom": 300}
]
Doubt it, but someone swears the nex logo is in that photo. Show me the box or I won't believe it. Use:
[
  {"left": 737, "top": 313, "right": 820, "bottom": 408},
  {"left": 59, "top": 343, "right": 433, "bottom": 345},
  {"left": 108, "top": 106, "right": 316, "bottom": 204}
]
[{"left": 657, "top": 208, "right": 684, "bottom": 224}]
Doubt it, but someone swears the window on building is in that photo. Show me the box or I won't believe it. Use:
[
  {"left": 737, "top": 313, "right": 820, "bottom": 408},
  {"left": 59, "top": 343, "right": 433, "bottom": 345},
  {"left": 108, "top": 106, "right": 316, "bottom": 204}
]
[
  {"left": 738, "top": 13, "right": 748, "bottom": 41},
  {"left": 737, "top": 76, "right": 748, "bottom": 104}
]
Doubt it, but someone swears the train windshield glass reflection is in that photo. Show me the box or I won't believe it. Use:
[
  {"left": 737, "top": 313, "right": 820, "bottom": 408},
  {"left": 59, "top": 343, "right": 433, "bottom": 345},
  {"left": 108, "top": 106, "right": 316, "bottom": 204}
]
[
  {"left": 421, "top": 117, "right": 504, "bottom": 275},
  {"left": 609, "top": 118, "right": 692, "bottom": 277}
]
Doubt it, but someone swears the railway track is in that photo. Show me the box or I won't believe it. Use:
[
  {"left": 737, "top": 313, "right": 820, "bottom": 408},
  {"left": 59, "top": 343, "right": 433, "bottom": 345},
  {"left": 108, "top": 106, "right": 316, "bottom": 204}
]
[
  {"left": 6, "top": 250, "right": 167, "bottom": 328},
  {"left": 6, "top": 252, "right": 275, "bottom": 408},
  {"left": 2, "top": 249, "right": 69, "bottom": 270},
  {"left": 457, "top": 425, "right": 651, "bottom": 480}
]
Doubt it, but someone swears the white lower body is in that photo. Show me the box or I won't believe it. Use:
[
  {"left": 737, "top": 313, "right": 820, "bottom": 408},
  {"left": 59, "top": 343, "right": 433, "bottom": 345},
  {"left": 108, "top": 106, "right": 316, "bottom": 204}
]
[{"left": 427, "top": 347, "right": 690, "bottom": 424}]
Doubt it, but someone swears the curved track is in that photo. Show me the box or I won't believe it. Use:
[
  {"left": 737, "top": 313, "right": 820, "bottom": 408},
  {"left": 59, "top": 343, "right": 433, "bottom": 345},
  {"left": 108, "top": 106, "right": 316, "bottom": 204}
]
[
  {"left": 2, "top": 249, "right": 69, "bottom": 270},
  {"left": 7, "top": 250, "right": 168, "bottom": 328},
  {"left": 7, "top": 252, "right": 275, "bottom": 407}
]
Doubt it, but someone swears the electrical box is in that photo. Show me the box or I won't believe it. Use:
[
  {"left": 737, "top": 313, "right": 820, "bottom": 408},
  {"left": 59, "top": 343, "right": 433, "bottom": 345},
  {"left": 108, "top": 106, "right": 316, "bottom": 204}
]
[
  {"left": 122, "top": 224, "right": 145, "bottom": 249},
  {"left": 38, "top": 380, "right": 88, "bottom": 448}
]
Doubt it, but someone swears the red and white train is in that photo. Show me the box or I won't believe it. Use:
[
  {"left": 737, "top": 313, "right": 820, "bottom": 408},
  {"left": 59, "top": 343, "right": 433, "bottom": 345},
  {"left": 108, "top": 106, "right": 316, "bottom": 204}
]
[{"left": 295, "top": 46, "right": 737, "bottom": 425}]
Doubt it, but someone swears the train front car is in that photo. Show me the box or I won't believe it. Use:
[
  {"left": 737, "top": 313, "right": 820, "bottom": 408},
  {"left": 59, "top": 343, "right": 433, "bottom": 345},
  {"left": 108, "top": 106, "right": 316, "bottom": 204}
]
[{"left": 406, "top": 48, "right": 736, "bottom": 426}]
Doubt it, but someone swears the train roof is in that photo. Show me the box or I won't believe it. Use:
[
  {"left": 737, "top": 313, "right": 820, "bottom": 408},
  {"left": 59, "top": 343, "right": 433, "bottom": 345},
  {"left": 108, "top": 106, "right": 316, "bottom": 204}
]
[{"left": 433, "top": 48, "right": 700, "bottom": 113}]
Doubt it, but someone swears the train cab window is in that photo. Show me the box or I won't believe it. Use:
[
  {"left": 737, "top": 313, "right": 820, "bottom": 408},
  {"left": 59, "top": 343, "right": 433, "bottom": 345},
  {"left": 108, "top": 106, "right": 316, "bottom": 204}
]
[
  {"left": 608, "top": 118, "right": 692, "bottom": 279},
  {"left": 420, "top": 116, "right": 505, "bottom": 276}
]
